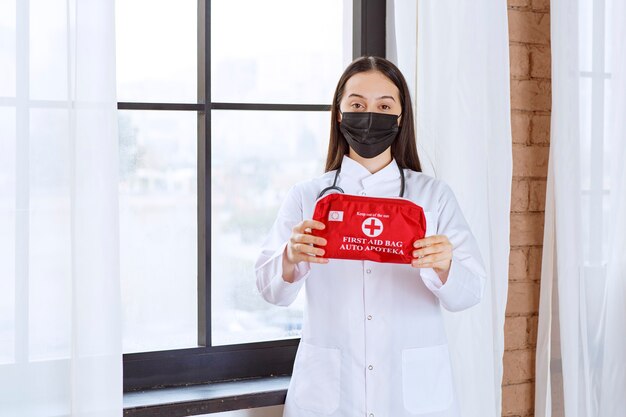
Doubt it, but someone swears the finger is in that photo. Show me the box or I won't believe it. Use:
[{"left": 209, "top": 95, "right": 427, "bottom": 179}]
[
  {"left": 303, "top": 254, "right": 330, "bottom": 264},
  {"left": 413, "top": 235, "right": 439, "bottom": 248},
  {"left": 410, "top": 258, "right": 442, "bottom": 268},
  {"left": 294, "top": 233, "right": 327, "bottom": 247},
  {"left": 415, "top": 235, "right": 450, "bottom": 247},
  {"left": 412, "top": 252, "right": 451, "bottom": 266},
  {"left": 412, "top": 243, "right": 449, "bottom": 259},
  {"left": 291, "top": 243, "right": 326, "bottom": 256},
  {"left": 301, "top": 219, "right": 326, "bottom": 231},
  {"left": 293, "top": 243, "right": 326, "bottom": 257},
  {"left": 414, "top": 259, "right": 450, "bottom": 269},
  {"left": 411, "top": 257, "right": 445, "bottom": 268},
  {"left": 413, "top": 235, "right": 449, "bottom": 248},
  {"left": 292, "top": 221, "right": 316, "bottom": 234}
]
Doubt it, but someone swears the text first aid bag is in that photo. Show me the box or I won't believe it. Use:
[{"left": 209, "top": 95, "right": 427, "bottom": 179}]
[{"left": 311, "top": 193, "right": 427, "bottom": 264}]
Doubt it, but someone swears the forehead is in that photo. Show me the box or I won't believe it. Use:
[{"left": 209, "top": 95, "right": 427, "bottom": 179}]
[{"left": 343, "top": 70, "right": 400, "bottom": 100}]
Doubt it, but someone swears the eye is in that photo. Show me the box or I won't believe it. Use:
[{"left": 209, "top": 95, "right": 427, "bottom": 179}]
[
  {"left": 380, "top": 104, "right": 391, "bottom": 111},
  {"left": 351, "top": 103, "right": 364, "bottom": 110}
]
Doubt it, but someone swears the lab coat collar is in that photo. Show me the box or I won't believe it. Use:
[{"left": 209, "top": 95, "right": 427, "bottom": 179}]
[{"left": 340, "top": 155, "right": 401, "bottom": 187}]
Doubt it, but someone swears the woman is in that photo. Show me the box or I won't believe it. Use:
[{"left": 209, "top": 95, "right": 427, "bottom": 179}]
[{"left": 255, "top": 56, "right": 486, "bottom": 417}]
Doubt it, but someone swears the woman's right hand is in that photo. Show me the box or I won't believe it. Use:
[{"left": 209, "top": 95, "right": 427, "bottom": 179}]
[{"left": 283, "top": 220, "right": 328, "bottom": 282}]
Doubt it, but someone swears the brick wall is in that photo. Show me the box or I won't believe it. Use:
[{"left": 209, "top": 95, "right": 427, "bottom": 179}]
[{"left": 503, "top": 0, "right": 551, "bottom": 416}]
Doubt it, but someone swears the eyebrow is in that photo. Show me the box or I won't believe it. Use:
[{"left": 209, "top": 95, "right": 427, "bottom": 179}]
[{"left": 348, "top": 93, "right": 396, "bottom": 102}]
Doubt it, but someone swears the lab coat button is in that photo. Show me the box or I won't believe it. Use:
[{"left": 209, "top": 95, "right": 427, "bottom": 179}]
[
  {"left": 360, "top": 191, "right": 367, "bottom": 196},
  {"left": 369, "top": 413, "right": 374, "bottom": 417},
  {"left": 368, "top": 365, "right": 373, "bottom": 370},
  {"left": 366, "top": 269, "right": 371, "bottom": 274},
  {"left": 367, "top": 315, "right": 373, "bottom": 320}
]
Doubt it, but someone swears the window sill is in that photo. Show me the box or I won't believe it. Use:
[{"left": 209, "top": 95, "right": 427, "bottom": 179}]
[{"left": 123, "top": 376, "right": 290, "bottom": 416}]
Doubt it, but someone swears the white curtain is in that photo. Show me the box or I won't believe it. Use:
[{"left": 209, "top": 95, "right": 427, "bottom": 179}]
[
  {"left": 0, "top": 0, "right": 122, "bottom": 416},
  {"left": 389, "top": 1, "right": 512, "bottom": 417},
  {"left": 535, "top": 0, "right": 626, "bottom": 416}
]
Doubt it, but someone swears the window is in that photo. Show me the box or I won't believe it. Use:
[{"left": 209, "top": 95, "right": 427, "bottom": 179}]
[
  {"left": 116, "top": 0, "right": 199, "bottom": 355},
  {"left": 118, "top": 0, "right": 385, "bottom": 390}
]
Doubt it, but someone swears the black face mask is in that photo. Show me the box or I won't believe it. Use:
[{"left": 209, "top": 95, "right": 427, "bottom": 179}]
[{"left": 339, "top": 111, "right": 401, "bottom": 159}]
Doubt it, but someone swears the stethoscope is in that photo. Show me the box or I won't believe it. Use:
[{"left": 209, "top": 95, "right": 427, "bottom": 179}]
[{"left": 317, "top": 163, "right": 406, "bottom": 199}]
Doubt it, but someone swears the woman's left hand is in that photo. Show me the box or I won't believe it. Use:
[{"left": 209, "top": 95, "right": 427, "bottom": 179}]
[{"left": 411, "top": 235, "right": 453, "bottom": 284}]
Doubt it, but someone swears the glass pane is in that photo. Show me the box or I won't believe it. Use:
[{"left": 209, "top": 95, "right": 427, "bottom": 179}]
[
  {"left": 211, "top": 110, "right": 330, "bottom": 346},
  {"left": 211, "top": 0, "right": 350, "bottom": 104},
  {"left": 115, "top": 0, "right": 197, "bottom": 103},
  {"left": 0, "top": 0, "right": 16, "bottom": 97},
  {"left": 0, "top": 108, "right": 16, "bottom": 363},
  {"left": 119, "top": 110, "right": 198, "bottom": 353}
]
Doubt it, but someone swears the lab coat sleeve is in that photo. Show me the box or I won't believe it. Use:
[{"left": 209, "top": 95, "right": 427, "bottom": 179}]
[
  {"left": 420, "top": 183, "right": 487, "bottom": 312},
  {"left": 255, "top": 185, "right": 311, "bottom": 307}
]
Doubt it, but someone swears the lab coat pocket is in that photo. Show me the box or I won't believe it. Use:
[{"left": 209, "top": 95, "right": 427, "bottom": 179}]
[
  {"left": 402, "top": 344, "right": 454, "bottom": 414},
  {"left": 293, "top": 342, "right": 341, "bottom": 414}
]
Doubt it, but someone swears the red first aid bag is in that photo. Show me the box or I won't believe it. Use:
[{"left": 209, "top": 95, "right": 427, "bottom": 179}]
[{"left": 311, "top": 193, "right": 427, "bottom": 264}]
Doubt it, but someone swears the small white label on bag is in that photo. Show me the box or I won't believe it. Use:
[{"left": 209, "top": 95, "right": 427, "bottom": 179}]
[{"left": 328, "top": 211, "right": 344, "bottom": 222}]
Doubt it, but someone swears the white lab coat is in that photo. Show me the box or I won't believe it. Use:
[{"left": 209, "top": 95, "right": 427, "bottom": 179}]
[{"left": 255, "top": 155, "right": 486, "bottom": 417}]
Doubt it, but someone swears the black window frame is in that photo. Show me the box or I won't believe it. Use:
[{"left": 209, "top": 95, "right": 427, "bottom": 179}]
[{"left": 121, "top": 0, "right": 386, "bottom": 392}]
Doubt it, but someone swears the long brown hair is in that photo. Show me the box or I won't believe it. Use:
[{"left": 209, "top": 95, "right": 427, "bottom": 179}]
[{"left": 324, "top": 56, "right": 421, "bottom": 173}]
